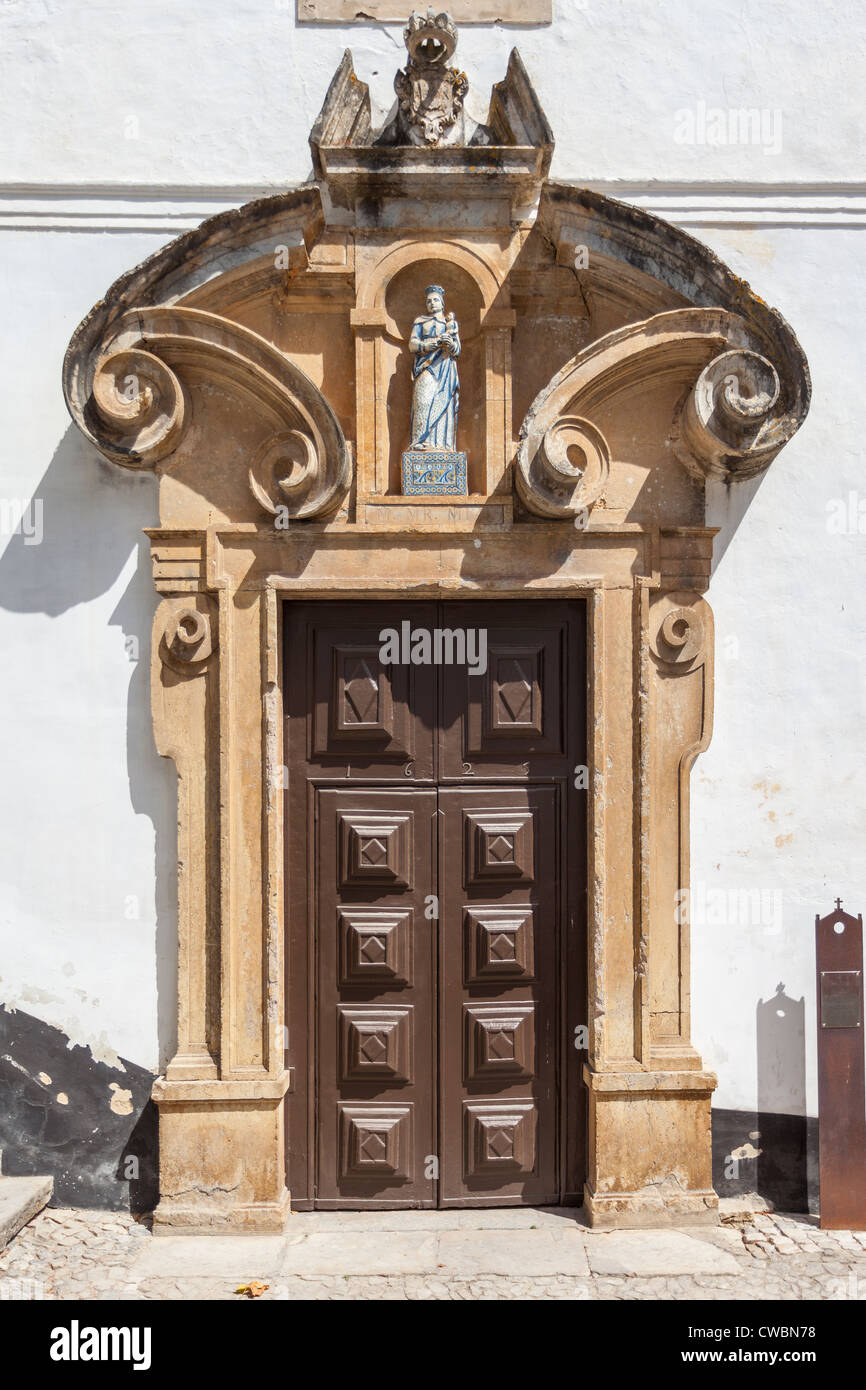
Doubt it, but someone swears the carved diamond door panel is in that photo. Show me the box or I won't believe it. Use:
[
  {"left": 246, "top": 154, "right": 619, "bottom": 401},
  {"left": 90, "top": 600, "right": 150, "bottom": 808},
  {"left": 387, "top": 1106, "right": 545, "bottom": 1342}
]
[
  {"left": 288, "top": 602, "right": 436, "bottom": 779},
  {"left": 440, "top": 601, "right": 583, "bottom": 779},
  {"left": 316, "top": 787, "right": 436, "bottom": 1206},
  {"left": 438, "top": 786, "right": 560, "bottom": 1204}
]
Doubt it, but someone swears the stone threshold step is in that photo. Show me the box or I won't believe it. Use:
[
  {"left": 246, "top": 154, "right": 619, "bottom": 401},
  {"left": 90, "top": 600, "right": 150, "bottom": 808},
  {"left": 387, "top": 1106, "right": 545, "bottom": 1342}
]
[{"left": 0, "top": 1176, "right": 54, "bottom": 1251}]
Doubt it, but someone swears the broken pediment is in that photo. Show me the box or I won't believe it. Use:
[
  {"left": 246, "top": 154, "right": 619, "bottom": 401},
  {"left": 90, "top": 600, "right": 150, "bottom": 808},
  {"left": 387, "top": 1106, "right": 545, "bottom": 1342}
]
[
  {"left": 62, "top": 10, "right": 809, "bottom": 536},
  {"left": 310, "top": 11, "right": 553, "bottom": 209}
]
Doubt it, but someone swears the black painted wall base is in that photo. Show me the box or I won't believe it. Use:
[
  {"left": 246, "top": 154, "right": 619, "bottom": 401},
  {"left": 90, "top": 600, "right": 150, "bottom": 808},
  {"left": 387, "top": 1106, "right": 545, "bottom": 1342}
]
[
  {"left": 712, "top": 1106, "right": 819, "bottom": 1214},
  {"left": 0, "top": 1005, "right": 823, "bottom": 1218},
  {"left": 0, "top": 1005, "right": 157, "bottom": 1212}
]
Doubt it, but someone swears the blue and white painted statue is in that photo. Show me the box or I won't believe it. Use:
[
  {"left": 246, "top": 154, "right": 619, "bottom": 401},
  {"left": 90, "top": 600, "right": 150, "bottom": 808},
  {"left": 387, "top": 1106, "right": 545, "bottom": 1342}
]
[{"left": 409, "top": 285, "right": 461, "bottom": 449}]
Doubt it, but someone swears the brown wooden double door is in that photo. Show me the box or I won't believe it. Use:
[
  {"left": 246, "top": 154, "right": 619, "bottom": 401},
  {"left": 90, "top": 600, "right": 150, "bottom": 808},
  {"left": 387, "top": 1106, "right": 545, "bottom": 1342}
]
[{"left": 285, "top": 600, "right": 586, "bottom": 1208}]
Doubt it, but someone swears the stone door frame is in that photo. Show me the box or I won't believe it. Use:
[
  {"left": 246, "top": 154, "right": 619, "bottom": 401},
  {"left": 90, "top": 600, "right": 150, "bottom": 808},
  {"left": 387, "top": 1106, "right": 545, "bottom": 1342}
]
[{"left": 146, "top": 518, "right": 717, "bottom": 1232}]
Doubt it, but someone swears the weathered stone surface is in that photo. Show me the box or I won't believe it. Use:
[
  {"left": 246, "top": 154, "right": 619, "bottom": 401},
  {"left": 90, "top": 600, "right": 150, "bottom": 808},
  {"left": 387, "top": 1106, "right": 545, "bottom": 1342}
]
[
  {"left": 585, "top": 1230, "right": 740, "bottom": 1277},
  {"left": 436, "top": 1229, "right": 590, "bottom": 1276},
  {"left": 280, "top": 1232, "right": 441, "bottom": 1276},
  {"left": 131, "top": 1235, "right": 286, "bottom": 1279},
  {"left": 297, "top": 1, "right": 552, "bottom": 22},
  {"left": 0, "top": 1175, "right": 53, "bottom": 1251}
]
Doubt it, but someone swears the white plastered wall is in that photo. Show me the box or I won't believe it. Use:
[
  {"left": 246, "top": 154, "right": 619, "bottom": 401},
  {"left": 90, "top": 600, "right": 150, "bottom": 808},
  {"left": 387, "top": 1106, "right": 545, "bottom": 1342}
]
[{"left": 0, "top": 1, "right": 863, "bottom": 1119}]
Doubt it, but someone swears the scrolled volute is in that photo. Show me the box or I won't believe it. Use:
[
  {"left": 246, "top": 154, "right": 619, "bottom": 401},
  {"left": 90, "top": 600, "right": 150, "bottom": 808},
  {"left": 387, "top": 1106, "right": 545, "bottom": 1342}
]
[
  {"left": 516, "top": 414, "right": 610, "bottom": 520},
  {"left": 160, "top": 601, "right": 216, "bottom": 674},
  {"left": 248, "top": 429, "right": 349, "bottom": 522},
  {"left": 649, "top": 595, "right": 709, "bottom": 672},
  {"left": 673, "top": 348, "right": 783, "bottom": 482},
  {"left": 67, "top": 305, "right": 351, "bottom": 520},
  {"left": 89, "top": 347, "right": 186, "bottom": 466}
]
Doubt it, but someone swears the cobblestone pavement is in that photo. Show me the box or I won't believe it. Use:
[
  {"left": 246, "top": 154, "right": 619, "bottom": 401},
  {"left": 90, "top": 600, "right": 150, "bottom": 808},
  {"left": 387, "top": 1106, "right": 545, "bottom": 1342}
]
[{"left": 1, "top": 1206, "right": 866, "bottom": 1301}]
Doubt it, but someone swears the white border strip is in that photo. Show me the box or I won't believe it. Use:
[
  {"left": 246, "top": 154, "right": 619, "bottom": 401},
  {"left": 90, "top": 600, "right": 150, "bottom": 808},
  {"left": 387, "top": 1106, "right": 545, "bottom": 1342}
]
[
  {"left": 584, "top": 182, "right": 866, "bottom": 228},
  {"left": 0, "top": 187, "right": 271, "bottom": 233},
  {"left": 1, "top": 183, "right": 865, "bottom": 232}
]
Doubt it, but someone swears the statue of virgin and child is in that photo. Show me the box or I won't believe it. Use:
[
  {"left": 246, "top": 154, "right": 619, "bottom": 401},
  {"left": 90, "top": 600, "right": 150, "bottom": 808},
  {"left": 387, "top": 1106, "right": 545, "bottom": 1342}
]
[{"left": 408, "top": 284, "right": 461, "bottom": 451}]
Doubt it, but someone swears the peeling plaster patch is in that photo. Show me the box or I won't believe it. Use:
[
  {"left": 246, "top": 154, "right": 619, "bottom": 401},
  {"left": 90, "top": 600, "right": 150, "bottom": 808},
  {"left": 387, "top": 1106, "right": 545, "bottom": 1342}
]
[
  {"left": 752, "top": 779, "right": 781, "bottom": 807},
  {"left": 731, "top": 1140, "right": 762, "bottom": 1160},
  {"left": 712, "top": 1108, "right": 817, "bottom": 1213},
  {"left": 109, "top": 1083, "right": 134, "bottom": 1116},
  {"left": 710, "top": 229, "right": 777, "bottom": 269},
  {"left": 56, "top": 1092, "right": 69, "bottom": 1105},
  {"left": 71, "top": 1031, "right": 126, "bottom": 1071},
  {"left": 17, "top": 985, "right": 63, "bottom": 1007},
  {"left": 775, "top": 833, "right": 793, "bottom": 848},
  {"left": 0, "top": 1000, "right": 126, "bottom": 1073}
]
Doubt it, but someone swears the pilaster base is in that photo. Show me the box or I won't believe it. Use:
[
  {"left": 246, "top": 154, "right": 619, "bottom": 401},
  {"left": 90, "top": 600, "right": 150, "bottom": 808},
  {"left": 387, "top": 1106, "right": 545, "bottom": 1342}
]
[
  {"left": 583, "top": 1064, "right": 719, "bottom": 1229},
  {"left": 151, "top": 1071, "right": 293, "bottom": 1235}
]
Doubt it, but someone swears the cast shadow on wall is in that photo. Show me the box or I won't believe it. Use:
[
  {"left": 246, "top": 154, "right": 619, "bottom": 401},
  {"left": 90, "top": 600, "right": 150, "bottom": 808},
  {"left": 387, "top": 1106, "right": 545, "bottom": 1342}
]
[
  {"left": 712, "top": 983, "right": 815, "bottom": 1213},
  {"left": 0, "top": 425, "right": 177, "bottom": 1209},
  {"left": 706, "top": 471, "right": 770, "bottom": 575}
]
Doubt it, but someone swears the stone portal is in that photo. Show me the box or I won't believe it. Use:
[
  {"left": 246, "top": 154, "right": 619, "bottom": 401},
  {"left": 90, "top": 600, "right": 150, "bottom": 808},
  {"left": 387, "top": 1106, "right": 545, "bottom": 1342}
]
[{"left": 62, "top": 11, "right": 810, "bottom": 1230}]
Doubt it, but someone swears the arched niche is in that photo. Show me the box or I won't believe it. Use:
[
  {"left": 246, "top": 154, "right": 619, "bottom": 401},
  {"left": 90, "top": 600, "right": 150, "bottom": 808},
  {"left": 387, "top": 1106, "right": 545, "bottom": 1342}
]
[{"left": 382, "top": 257, "right": 485, "bottom": 493}]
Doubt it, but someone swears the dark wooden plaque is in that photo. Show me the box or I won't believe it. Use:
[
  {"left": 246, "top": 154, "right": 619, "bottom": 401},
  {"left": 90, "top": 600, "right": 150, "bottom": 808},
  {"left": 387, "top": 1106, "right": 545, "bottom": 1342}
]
[{"left": 816, "top": 901, "right": 866, "bottom": 1229}]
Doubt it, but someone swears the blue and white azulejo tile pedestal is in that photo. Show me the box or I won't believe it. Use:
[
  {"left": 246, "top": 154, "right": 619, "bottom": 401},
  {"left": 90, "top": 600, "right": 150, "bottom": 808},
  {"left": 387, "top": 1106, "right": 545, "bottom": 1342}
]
[{"left": 401, "top": 450, "right": 467, "bottom": 495}]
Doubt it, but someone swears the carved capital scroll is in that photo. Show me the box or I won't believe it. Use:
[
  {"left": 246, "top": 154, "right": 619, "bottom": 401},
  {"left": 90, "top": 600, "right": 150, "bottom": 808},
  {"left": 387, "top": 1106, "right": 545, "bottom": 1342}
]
[
  {"left": 160, "top": 596, "right": 217, "bottom": 675},
  {"left": 649, "top": 596, "right": 708, "bottom": 672}
]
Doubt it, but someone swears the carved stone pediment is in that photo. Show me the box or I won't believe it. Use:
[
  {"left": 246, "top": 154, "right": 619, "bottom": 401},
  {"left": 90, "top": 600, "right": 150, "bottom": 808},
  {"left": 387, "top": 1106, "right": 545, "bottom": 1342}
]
[
  {"left": 62, "top": 11, "right": 810, "bottom": 1235},
  {"left": 310, "top": 33, "right": 552, "bottom": 208}
]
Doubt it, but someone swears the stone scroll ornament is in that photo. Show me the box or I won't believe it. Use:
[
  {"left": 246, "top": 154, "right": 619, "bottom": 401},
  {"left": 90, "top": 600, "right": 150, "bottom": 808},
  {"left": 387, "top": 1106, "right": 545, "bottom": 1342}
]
[
  {"left": 160, "top": 600, "right": 216, "bottom": 675},
  {"left": 670, "top": 348, "right": 783, "bottom": 482},
  {"left": 394, "top": 10, "right": 468, "bottom": 147},
  {"left": 516, "top": 308, "right": 809, "bottom": 518},
  {"left": 66, "top": 305, "right": 351, "bottom": 521},
  {"left": 649, "top": 597, "right": 708, "bottom": 671},
  {"left": 402, "top": 285, "right": 467, "bottom": 495}
]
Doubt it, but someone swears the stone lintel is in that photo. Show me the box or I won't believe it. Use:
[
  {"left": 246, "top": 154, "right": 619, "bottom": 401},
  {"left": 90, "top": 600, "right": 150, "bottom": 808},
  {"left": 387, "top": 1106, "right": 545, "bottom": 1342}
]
[
  {"left": 317, "top": 147, "right": 548, "bottom": 213},
  {"left": 298, "top": 1, "right": 553, "bottom": 22}
]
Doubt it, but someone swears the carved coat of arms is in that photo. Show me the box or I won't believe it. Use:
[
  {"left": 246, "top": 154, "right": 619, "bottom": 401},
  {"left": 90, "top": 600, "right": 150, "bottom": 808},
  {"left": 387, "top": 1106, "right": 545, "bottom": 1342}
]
[{"left": 395, "top": 10, "right": 468, "bottom": 147}]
